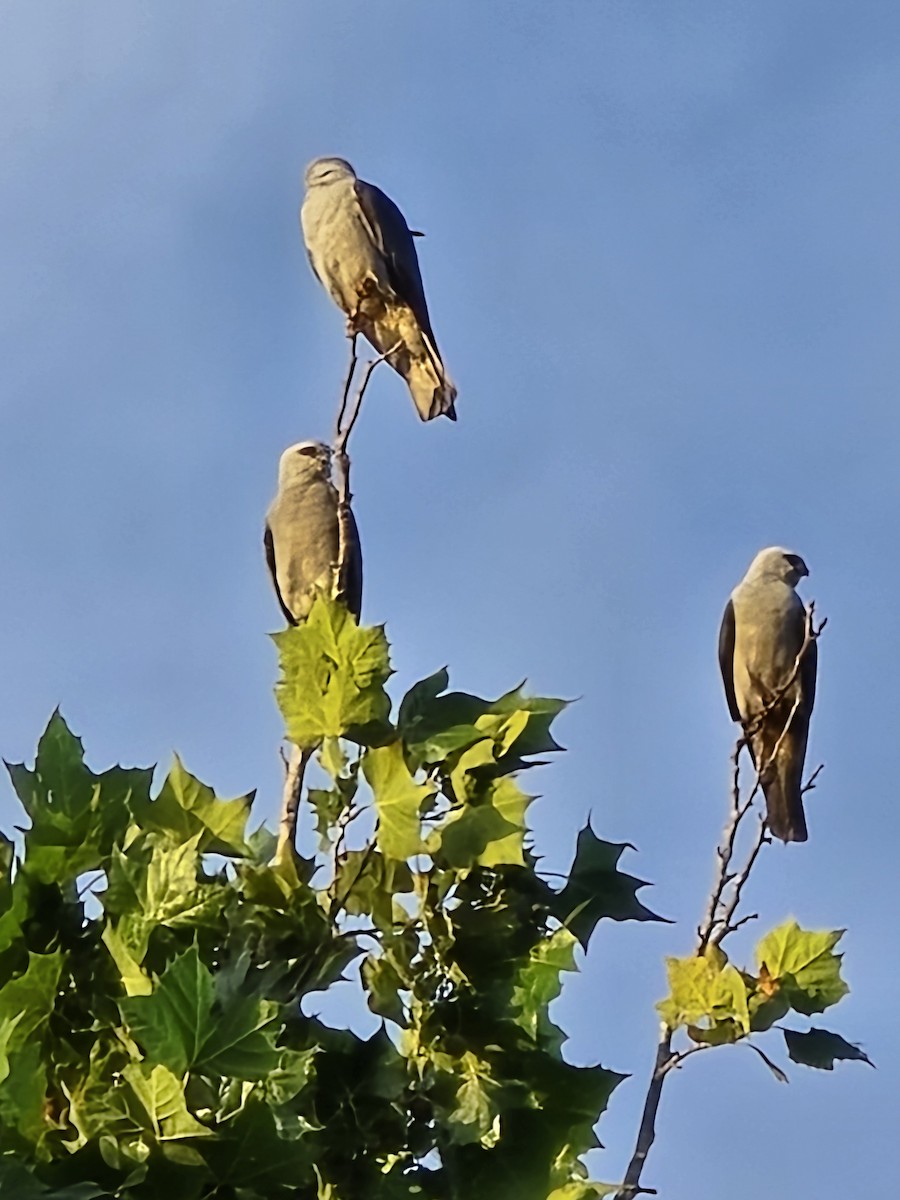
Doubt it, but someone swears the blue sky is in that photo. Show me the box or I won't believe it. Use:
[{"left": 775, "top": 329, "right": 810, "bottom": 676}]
[{"left": 0, "top": 2, "right": 896, "bottom": 1194}]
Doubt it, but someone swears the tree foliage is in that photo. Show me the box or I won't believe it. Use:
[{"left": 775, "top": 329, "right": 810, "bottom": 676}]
[{"left": 0, "top": 598, "right": 670, "bottom": 1199}]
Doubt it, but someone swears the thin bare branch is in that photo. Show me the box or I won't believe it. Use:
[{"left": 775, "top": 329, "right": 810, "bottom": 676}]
[
  {"left": 334, "top": 332, "right": 359, "bottom": 443},
  {"left": 332, "top": 339, "right": 402, "bottom": 607}
]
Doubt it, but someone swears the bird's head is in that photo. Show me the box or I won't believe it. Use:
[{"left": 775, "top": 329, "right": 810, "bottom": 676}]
[
  {"left": 746, "top": 546, "right": 810, "bottom": 587},
  {"left": 304, "top": 157, "right": 357, "bottom": 188},
  {"left": 278, "top": 440, "right": 332, "bottom": 484}
]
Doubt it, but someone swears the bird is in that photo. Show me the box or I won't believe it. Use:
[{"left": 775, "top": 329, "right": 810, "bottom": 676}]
[
  {"left": 718, "top": 547, "right": 818, "bottom": 842},
  {"left": 300, "top": 156, "right": 457, "bottom": 422},
  {"left": 264, "top": 441, "right": 363, "bottom": 625}
]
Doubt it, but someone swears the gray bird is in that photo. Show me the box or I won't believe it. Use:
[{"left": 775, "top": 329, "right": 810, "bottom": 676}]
[
  {"left": 718, "top": 547, "right": 817, "bottom": 842},
  {"left": 264, "top": 441, "right": 362, "bottom": 624},
  {"left": 300, "top": 156, "right": 457, "bottom": 422}
]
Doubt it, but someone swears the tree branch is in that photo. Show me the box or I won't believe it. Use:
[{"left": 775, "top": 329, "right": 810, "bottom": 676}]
[
  {"left": 617, "top": 1028, "right": 673, "bottom": 1197},
  {"left": 332, "top": 339, "right": 402, "bottom": 608}
]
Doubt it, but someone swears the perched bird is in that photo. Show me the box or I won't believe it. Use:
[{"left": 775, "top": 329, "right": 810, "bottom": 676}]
[
  {"left": 300, "top": 156, "right": 457, "bottom": 422},
  {"left": 718, "top": 547, "right": 818, "bottom": 843},
  {"left": 264, "top": 441, "right": 363, "bottom": 624}
]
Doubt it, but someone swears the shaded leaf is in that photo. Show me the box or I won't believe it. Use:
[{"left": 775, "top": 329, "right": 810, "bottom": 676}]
[
  {"left": 552, "top": 824, "right": 663, "bottom": 948},
  {"left": 784, "top": 1027, "right": 874, "bottom": 1070},
  {"left": 120, "top": 945, "right": 279, "bottom": 1079}
]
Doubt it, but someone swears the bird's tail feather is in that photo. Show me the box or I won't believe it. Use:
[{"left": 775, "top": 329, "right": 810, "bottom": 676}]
[
  {"left": 751, "top": 731, "right": 809, "bottom": 842},
  {"left": 366, "top": 312, "right": 457, "bottom": 421}
]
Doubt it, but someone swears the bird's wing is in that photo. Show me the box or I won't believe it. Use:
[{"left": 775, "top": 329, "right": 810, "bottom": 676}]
[
  {"left": 354, "top": 180, "right": 437, "bottom": 343},
  {"left": 718, "top": 598, "right": 740, "bottom": 721},
  {"left": 799, "top": 620, "right": 817, "bottom": 716},
  {"left": 264, "top": 523, "right": 297, "bottom": 627},
  {"left": 339, "top": 503, "right": 364, "bottom": 622}
]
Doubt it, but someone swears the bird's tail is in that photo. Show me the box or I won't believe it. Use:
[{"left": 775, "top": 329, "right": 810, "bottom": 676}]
[
  {"left": 760, "top": 770, "right": 808, "bottom": 842},
  {"left": 367, "top": 309, "right": 457, "bottom": 421},
  {"left": 750, "top": 728, "right": 809, "bottom": 843},
  {"left": 402, "top": 353, "right": 457, "bottom": 422}
]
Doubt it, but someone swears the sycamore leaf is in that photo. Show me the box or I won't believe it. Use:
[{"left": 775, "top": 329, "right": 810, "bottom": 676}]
[
  {"left": 0, "top": 951, "right": 62, "bottom": 1050},
  {"left": 6, "top": 711, "right": 152, "bottom": 882},
  {"left": 101, "top": 923, "right": 152, "bottom": 997},
  {"left": 361, "top": 952, "right": 408, "bottom": 1026},
  {"left": 121, "top": 1063, "right": 211, "bottom": 1140},
  {"left": 658, "top": 954, "right": 751, "bottom": 1035},
  {"left": 120, "top": 945, "right": 279, "bottom": 1079},
  {"left": 273, "top": 596, "right": 392, "bottom": 749},
  {"left": 0, "top": 835, "right": 28, "bottom": 956},
  {"left": 552, "top": 824, "right": 663, "bottom": 948},
  {"left": 784, "top": 1027, "right": 874, "bottom": 1070},
  {"left": 104, "top": 833, "right": 228, "bottom": 960},
  {"left": 398, "top": 671, "right": 567, "bottom": 771},
  {"left": 512, "top": 927, "right": 578, "bottom": 1047},
  {"left": 755, "top": 921, "right": 849, "bottom": 1014},
  {"left": 447, "top": 1052, "right": 501, "bottom": 1145},
  {"left": 129, "top": 758, "right": 252, "bottom": 856},
  {"left": 438, "top": 775, "right": 530, "bottom": 869},
  {"left": 397, "top": 667, "right": 450, "bottom": 734},
  {"left": 200, "top": 1096, "right": 313, "bottom": 1191},
  {"left": 363, "top": 741, "right": 432, "bottom": 860},
  {"left": 0, "top": 1160, "right": 109, "bottom": 1198}
]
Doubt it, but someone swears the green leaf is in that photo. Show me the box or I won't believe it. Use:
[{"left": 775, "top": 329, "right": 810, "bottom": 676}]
[
  {"left": 120, "top": 945, "right": 279, "bottom": 1079},
  {"left": 101, "top": 923, "right": 152, "bottom": 996},
  {"left": 397, "top": 667, "right": 450, "bottom": 734},
  {"left": 784, "top": 1027, "right": 874, "bottom": 1070},
  {"left": 0, "top": 1160, "right": 109, "bottom": 1198},
  {"left": 439, "top": 782, "right": 520, "bottom": 868},
  {"left": 488, "top": 685, "right": 568, "bottom": 758},
  {"left": 0, "top": 836, "right": 27, "bottom": 956},
  {"left": 361, "top": 952, "right": 408, "bottom": 1026},
  {"left": 104, "top": 833, "right": 228, "bottom": 960},
  {"left": 363, "top": 741, "right": 433, "bottom": 860},
  {"left": 512, "top": 927, "right": 578, "bottom": 1046},
  {"left": 755, "top": 921, "right": 849, "bottom": 1014},
  {"left": 6, "top": 711, "right": 152, "bottom": 882},
  {"left": 447, "top": 1052, "right": 500, "bottom": 1145},
  {"left": 0, "top": 1042, "right": 48, "bottom": 1145},
  {"left": 552, "top": 824, "right": 663, "bottom": 948},
  {"left": 121, "top": 1063, "right": 212, "bottom": 1140},
  {"left": 0, "top": 951, "right": 62, "bottom": 1049},
  {"left": 199, "top": 1096, "right": 313, "bottom": 1191},
  {"left": 129, "top": 758, "right": 251, "bottom": 856},
  {"left": 273, "top": 595, "right": 392, "bottom": 748},
  {"left": 331, "top": 849, "right": 413, "bottom": 930},
  {"left": 657, "top": 954, "right": 751, "bottom": 1035}
]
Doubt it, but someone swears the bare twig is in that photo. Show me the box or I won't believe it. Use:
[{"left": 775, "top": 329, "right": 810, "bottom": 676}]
[
  {"left": 332, "top": 339, "right": 402, "bottom": 607},
  {"left": 334, "top": 332, "right": 359, "bottom": 441},
  {"left": 275, "top": 745, "right": 313, "bottom": 864}
]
